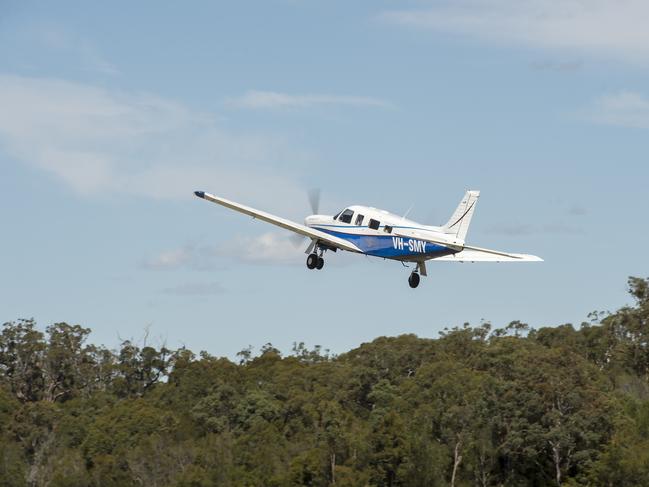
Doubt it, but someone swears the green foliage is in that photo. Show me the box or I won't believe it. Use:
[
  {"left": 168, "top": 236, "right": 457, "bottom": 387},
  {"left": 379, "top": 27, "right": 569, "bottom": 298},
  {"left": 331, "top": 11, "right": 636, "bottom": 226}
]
[{"left": 1, "top": 277, "right": 649, "bottom": 486}]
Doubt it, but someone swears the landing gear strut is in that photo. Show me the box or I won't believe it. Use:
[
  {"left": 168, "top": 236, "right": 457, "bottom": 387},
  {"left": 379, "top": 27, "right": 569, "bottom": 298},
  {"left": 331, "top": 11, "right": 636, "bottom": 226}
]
[{"left": 408, "top": 272, "right": 420, "bottom": 289}]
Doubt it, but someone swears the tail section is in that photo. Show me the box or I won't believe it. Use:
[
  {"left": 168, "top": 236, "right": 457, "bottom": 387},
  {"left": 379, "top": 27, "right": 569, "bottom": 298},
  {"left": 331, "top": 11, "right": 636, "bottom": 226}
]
[{"left": 442, "top": 190, "right": 480, "bottom": 242}]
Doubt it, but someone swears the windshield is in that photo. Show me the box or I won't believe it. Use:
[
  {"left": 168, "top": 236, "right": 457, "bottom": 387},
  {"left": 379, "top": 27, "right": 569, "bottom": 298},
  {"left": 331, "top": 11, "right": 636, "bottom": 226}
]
[{"left": 339, "top": 209, "right": 354, "bottom": 224}]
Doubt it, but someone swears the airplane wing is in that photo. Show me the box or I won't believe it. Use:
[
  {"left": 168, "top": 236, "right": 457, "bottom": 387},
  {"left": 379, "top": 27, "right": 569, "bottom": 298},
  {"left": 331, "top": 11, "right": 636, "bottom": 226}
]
[
  {"left": 194, "top": 191, "right": 362, "bottom": 253},
  {"left": 432, "top": 244, "right": 543, "bottom": 262}
]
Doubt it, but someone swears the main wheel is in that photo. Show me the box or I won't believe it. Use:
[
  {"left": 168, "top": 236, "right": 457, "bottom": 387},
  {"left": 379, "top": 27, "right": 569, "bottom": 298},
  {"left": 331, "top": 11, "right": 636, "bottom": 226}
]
[
  {"left": 316, "top": 257, "right": 324, "bottom": 270},
  {"left": 408, "top": 272, "right": 420, "bottom": 288},
  {"left": 306, "top": 253, "right": 318, "bottom": 269}
]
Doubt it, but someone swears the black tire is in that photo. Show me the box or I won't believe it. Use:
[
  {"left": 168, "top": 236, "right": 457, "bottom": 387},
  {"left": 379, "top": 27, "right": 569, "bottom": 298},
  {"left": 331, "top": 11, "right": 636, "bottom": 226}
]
[
  {"left": 306, "top": 254, "right": 318, "bottom": 269},
  {"left": 316, "top": 257, "right": 324, "bottom": 270},
  {"left": 408, "top": 272, "right": 420, "bottom": 288}
]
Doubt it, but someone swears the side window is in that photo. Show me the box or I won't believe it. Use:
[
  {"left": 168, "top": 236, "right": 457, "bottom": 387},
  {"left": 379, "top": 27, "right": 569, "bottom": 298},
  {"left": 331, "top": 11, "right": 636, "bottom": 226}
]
[
  {"left": 384, "top": 225, "right": 393, "bottom": 233},
  {"left": 355, "top": 214, "right": 364, "bottom": 226},
  {"left": 339, "top": 209, "right": 354, "bottom": 224},
  {"left": 368, "top": 219, "right": 380, "bottom": 230}
]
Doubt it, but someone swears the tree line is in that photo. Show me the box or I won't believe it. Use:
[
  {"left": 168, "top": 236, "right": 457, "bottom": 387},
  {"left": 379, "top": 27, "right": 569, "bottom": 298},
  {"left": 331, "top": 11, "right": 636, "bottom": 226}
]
[{"left": 1, "top": 277, "right": 648, "bottom": 486}]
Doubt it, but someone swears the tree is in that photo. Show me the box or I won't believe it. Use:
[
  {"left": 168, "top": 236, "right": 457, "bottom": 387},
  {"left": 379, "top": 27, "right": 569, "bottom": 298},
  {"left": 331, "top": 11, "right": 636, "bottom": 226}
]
[
  {"left": 589, "top": 398, "right": 649, "bottom": 486},
  {"left": 485, "top": 339, "right": 614, "bottom": 486},
  {"left": 0, "top": 319, "right": 45, "bottom": 402},
  {"left": 0, "top": 277, "right": 647, "bottom": 485},
  {"left": 369, "top": 410, "right": 407, "bottom": 487},
  {"left": 112, "top": 340, "right": 172, "bottom": 397},
  {"left": 42, "top": 322, "right": 94, "bottom": 402},
  {"left": 403, "top": 361, "right": 496, "bottom": 487}
]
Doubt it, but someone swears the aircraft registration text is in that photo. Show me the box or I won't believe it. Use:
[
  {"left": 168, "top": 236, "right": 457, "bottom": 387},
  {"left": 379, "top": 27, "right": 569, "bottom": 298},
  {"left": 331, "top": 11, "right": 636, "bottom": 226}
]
[{"left": 392, "top": 237, "right": 427, "bottom": 253}]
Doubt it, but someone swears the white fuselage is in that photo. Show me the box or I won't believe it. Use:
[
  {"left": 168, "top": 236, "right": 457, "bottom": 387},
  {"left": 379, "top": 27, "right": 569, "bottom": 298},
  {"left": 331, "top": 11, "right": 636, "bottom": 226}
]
[
  {"left": 304, "top": 205, "right": 460, "bottom": 261},
  {"left": 193, "top": 189, "right": 542, "bottom": 289}
]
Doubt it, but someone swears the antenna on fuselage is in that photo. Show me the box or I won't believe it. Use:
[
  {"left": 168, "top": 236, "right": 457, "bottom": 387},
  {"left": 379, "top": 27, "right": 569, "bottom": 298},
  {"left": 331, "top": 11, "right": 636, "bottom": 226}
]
[{"left": 402, "top": 204, "right": 414, "bottom": 220}]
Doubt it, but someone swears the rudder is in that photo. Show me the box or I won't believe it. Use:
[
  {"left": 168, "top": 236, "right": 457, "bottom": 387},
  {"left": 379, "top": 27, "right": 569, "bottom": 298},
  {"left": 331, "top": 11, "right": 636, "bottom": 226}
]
[{"left": 442, "top": 190, "right": 480, "bottom": 242}]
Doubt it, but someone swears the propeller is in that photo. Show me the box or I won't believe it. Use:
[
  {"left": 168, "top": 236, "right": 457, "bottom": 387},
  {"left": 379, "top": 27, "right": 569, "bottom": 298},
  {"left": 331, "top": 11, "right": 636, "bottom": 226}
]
[
  {"left": 308, "top": 188, "right": 321, "bottom": 215},
  {"left": 290, "top": 188, "right": 322, "bottom": 248}
]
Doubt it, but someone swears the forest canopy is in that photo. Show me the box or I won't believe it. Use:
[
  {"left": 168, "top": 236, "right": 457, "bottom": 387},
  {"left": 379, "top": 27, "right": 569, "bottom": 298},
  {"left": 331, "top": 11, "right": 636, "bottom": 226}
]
[{"left": 1, "top": 277, "right": 649, "bottom": 487}]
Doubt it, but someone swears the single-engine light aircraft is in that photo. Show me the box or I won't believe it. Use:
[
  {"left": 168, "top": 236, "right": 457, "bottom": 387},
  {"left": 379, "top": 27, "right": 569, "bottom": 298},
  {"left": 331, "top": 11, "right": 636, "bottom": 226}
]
[{"left": 194, "top": 190, "right": 542, "bottom": 288}]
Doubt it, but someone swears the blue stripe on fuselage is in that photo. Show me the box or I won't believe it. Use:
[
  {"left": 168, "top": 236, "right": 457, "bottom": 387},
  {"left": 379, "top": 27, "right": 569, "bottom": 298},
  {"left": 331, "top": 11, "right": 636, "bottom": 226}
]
[{"left": 314, "top": 227, "right": 456, "bottom": 259}]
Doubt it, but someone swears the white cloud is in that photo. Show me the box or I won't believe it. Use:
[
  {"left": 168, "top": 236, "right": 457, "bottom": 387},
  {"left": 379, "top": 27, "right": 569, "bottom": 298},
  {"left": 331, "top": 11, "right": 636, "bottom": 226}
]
[
  {"left": 228, "top": 90, "right": 393, "bottom": 109},
  {"left": 589, "top": 92, "right": 649, "bottom": 129},
  {"left": 142, "top": 247, "right": 196, "bottom": 270},
  {"left": 219, "top": 232, "right": 304, "bottom": 264},
  {"left": 0, "top": 74, "right": 309, "bottom": 212},
  {"left": 142, "top": 243, "right": 227, "bottom": 271},
  {"left": 380, "top": 0, "right": 649, "bottom": 62},
  {"left": 144, "top": 232, "right": 304, "bottom": 270},
  {"left": 143, "top": 231, "right": 364, "bottom": 271},
  {"left": 1, "top": 20, "right": 119, "bottom": 75},
  {"left": 39, "top": 25, "right": 120, "bottom": 75}
]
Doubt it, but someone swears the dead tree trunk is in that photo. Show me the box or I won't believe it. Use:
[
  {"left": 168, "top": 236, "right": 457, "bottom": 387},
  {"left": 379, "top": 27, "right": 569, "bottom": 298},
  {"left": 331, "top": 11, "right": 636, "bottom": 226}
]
[
  {"left": 550, "top": 440, "right": 562, "bottom": 486},
  {"left": 451, "top": 439, "right": 463, "bottom": 487}
]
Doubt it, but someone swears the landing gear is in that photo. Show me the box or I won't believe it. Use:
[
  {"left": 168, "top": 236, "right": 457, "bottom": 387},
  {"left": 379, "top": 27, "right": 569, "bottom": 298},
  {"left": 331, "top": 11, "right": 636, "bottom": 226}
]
[
  {"left": 306, "top": 247, "right": 326, "bottom": 271},
  {"left": 405, "top": 261, "right": 426, "bottom": 288},
  {"left": 408, "top": 272, "right": 420, "bottom": 289},
  {"left": 306, "top": 253, "right": 318, "bottom": 269}
]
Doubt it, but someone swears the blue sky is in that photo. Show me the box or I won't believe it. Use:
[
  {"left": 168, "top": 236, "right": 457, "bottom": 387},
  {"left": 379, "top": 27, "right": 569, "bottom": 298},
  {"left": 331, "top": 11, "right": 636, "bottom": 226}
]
[{"left": 2, "top": 0, "right": 648, "bottom": 357}]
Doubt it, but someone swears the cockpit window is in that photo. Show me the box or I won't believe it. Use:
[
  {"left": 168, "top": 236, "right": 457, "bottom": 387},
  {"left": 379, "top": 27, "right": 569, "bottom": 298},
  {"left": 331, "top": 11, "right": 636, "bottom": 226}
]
[
  {"left": 333, "top": 211, "right": 342, "bottom": 220},
  {"left": 339, "top": 209, "right": 354, "bottom": 224},
  {"left": 355, "top": 214, "right": 365, "bottom": 226}
]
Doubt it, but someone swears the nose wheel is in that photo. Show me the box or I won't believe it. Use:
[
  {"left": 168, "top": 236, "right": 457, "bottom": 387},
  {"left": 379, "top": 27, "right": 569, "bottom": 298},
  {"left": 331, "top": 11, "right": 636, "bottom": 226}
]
[{"left": 408, "top": 272, "right": 420, "bottom": 288}]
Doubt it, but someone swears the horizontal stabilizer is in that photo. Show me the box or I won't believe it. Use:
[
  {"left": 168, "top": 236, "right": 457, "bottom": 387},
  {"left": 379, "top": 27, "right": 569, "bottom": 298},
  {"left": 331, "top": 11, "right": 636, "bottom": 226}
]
[{"left": 433, "top": 245, "right": 543, "bottom": 263}]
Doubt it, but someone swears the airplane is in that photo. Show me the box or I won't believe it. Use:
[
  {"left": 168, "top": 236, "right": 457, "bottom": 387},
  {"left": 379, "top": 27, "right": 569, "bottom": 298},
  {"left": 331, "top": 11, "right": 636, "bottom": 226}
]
[{"left": 194, "top": 189, "right": 542, "bottom": 288}]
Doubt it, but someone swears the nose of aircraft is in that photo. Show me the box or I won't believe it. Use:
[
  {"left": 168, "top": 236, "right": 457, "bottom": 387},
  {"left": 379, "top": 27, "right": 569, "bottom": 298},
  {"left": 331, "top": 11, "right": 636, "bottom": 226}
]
[{"left": 304, "top": 215, "right": 316, "bottom": 226}]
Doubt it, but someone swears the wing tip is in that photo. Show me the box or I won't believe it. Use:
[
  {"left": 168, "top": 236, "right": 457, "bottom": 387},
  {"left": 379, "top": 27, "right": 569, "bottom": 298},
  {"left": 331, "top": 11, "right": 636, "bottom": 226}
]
[
  {"left": 194, "top": 190, "right": 205, "bottom": 199},
  {"left": 518, "top": 254, "right": 543, "bottom": 262}
]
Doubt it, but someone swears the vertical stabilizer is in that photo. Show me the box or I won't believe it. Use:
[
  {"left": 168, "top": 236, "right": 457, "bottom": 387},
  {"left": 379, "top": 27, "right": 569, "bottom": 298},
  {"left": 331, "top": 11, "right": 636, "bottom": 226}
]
[{"left": 442, "top": 190, "right": 480, "bottom": 242}]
